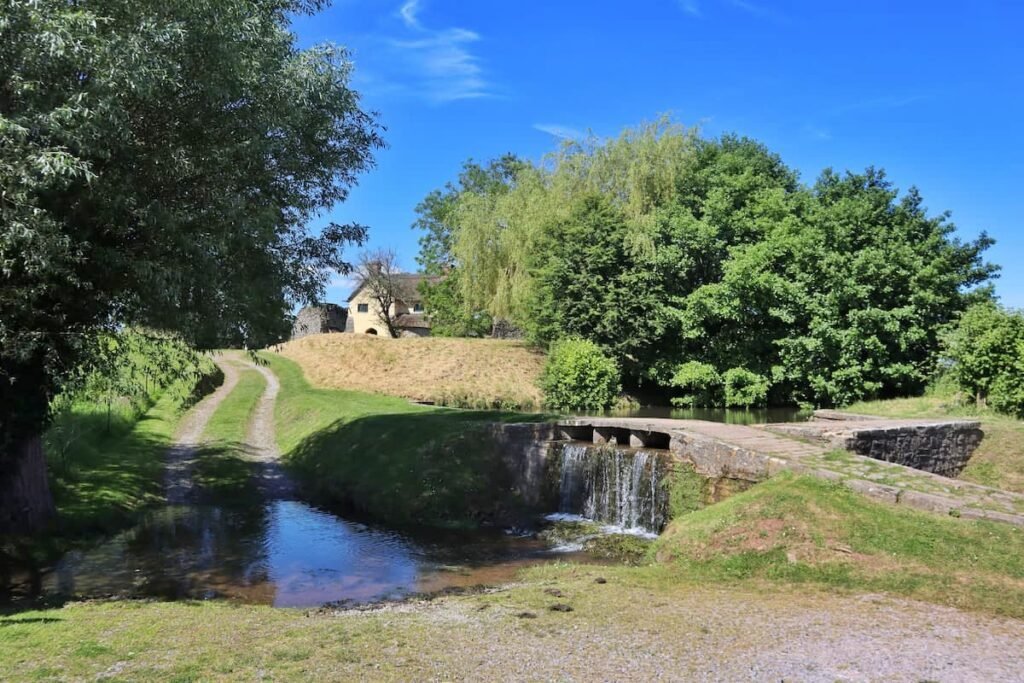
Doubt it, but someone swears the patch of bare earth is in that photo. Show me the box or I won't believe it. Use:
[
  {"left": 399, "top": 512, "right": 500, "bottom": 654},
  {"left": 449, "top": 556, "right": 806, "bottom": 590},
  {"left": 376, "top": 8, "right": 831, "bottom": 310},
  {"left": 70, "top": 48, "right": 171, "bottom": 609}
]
[
  {"left": 275, "top": 333, "right": 546, "bottom": 407},
  {"left": 314, "top": 577, "right": 1024, "bottom": 682}
]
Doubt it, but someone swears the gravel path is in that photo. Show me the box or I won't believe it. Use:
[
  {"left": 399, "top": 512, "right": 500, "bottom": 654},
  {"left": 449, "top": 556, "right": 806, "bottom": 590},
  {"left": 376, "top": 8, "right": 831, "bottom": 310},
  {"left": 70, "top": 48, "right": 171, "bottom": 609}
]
[
  {"left": 338, "top": 582, "right": 1024, "bottom": 682},
  {"left": 164, "top": 354, "right": 241, "bottom": 504},
  {"left": 165, "top": 351, "right": 294, "bottom": 503},
  {"left": 244, "top": 358, "right": 295, "bottom": 499}
]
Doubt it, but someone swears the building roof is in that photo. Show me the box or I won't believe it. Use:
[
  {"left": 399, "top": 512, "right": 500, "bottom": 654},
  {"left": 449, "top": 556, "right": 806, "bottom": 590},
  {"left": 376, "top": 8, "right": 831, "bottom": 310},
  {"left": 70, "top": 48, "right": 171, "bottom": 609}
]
[{"left": 346, "top": 273, "right": 442, "bottom": 303}]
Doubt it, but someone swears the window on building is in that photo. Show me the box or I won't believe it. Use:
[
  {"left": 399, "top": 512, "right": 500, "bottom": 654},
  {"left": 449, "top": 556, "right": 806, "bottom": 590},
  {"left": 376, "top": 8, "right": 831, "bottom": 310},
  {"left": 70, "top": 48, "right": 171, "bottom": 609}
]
[
  {"left": 413, "top": 302, "right": 424, "bottom": 313},
  {"left": 357, "top": 303, "right": 369, "bottom": 313}
]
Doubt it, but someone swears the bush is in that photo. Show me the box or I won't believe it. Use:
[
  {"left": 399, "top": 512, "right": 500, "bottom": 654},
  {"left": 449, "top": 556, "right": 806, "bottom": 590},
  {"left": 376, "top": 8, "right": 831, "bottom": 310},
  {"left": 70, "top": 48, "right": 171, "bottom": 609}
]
[
  {"left": 945, "top": 302, "right": 1024, "bottom": 413},
  {"left": 722, "top": 367, "right": 770, "bottom": 408},
  {"left": 541, "top": 337, "right": 621, "bottom": 410},
  {"left": 670, "top": 361, "right": 722, "bottom": 407}
]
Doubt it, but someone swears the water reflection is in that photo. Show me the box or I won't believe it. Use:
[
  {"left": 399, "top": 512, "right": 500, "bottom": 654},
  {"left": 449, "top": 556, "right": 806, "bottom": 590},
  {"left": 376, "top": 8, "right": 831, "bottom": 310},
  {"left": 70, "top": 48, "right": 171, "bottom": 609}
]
[
  {"left": 578, "top": 405, "right": 810, "bottom": 424},
  {"left": 5, "top": 501, "right": 571, "bottom": 608}
]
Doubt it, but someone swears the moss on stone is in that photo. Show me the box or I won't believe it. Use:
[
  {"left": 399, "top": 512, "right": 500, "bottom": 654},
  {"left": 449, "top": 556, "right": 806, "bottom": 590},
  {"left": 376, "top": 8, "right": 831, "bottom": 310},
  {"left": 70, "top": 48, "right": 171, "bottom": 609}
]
[
  {"left": 581, "top": 533, "right": 652, "bottom": 565},
  {"left": 666, "top": 463, "right": 708, "bottom": 519}
]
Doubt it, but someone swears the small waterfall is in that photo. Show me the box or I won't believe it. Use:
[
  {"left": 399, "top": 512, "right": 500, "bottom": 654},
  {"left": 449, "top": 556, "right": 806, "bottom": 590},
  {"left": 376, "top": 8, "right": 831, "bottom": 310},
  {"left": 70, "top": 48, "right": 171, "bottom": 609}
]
[{"left": 553, "top": 443, "right": 669, "bottom": 534}]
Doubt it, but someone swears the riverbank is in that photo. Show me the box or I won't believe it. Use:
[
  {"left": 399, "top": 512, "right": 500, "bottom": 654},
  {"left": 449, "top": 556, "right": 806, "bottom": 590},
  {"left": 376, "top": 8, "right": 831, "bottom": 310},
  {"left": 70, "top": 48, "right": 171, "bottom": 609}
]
[{"left": 263, "top": 352, "right": 550, "bottom": 527}]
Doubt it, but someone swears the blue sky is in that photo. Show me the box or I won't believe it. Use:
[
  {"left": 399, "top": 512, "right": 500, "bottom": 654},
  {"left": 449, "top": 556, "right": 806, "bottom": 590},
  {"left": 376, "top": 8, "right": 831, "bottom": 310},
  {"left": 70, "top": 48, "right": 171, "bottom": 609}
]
[{"left": 291, "top": 0, "right": 1024, "bottom": 307}]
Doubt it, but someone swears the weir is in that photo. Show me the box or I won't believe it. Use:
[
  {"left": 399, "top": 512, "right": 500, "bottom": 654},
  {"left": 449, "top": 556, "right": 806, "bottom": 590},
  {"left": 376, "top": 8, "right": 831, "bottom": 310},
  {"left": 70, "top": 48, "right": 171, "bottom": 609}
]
[
  {"left": 552, "top": 443, "right": 671, "bottom": 533},
  {"left": 493, "top": 413, "right": 1024, "bottom": 530}
]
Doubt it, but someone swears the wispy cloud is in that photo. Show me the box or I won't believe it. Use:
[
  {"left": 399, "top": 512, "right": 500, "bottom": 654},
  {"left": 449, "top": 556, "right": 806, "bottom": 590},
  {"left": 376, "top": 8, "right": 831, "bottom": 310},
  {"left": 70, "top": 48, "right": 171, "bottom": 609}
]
[
  {"left": 388, "top": 1, "right": 492, "bottom": 103},
  {"left": 677, "top": 0, "right": 786, "bottom": 21},
  {"left": 533, "top": 123, "right": 585, "bottom": 140},
  {"left": 677, "top": 0, "right": 701, "bottom": 16},
  {"left": 727, "top": 0, "right": 786, "bottom": 21}
]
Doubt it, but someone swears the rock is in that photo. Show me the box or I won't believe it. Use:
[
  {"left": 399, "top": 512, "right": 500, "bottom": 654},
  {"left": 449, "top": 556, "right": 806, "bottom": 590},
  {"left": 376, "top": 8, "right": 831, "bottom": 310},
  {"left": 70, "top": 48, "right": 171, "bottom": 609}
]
[
  {"left": 515, "top": 611, "right": 538, "bottom": 619},
  {"left": 549, "top": 603, "right": 574, "bottom": 612},
  {"left": 594, "top": 577, "right": 607, "bottom": 584},
  {"left": 543, "top": 588, "right": 564, "bottom": 597}
]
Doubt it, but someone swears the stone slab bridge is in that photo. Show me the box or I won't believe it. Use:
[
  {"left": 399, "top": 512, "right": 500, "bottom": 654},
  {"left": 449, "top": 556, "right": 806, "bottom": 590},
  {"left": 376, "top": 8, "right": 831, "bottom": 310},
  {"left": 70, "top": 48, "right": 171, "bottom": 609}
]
[{"left": 546, "top": 412, "right": 1024, "bottom": 527}]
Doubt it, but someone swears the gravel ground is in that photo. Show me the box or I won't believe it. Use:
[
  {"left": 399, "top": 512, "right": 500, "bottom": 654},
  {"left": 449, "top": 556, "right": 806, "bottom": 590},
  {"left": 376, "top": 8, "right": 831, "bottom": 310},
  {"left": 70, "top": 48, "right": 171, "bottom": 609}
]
[
  {"left": 163, "top": 353, "right": 241, "bottom": 504},
  {"left": 245, "top": 358, "right": 296, "bottom": 499},
  {"left": 335, "top": 581, "right": 1024, "bottom": 682}
]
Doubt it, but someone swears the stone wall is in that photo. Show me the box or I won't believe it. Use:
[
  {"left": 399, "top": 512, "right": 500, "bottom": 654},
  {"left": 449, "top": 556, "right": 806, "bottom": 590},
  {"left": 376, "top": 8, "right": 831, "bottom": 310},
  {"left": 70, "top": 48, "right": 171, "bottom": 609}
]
[
  {"left": 768, "top": 412, "right": 984, "bottom": 477},
  {"left": 291, "top": 304, "right": 348, "bottom": 340},
  {"left": 840, "top": 423, "right": 984, "bottom": 477}
]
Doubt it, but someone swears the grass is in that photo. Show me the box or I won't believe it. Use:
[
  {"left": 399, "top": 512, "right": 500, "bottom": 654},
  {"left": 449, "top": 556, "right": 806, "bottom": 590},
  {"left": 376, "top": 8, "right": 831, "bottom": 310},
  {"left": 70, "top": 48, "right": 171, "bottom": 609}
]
[
  {"left": 264, "top": 351, "right": 549, "bottom": 527},
  {"left": 192, "top": 366, "right": 266, "bottom": 503},
  {"left": 42, "top": 364, "right": 221, "bottom": 539},
  {"left": 275, "top": 333, "right": 547, "bottom": 409},
  {"left": 653, "top": 473, "right": 1024, "bottom": 618},
  {"left": 845, "top": 393, "right": 1024, "bottom": 492}
]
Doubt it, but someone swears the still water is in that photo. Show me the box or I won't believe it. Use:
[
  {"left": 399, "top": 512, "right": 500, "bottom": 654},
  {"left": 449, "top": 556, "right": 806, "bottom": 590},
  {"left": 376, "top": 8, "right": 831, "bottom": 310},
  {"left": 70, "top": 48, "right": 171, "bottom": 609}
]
[
  {"left": 579, "top": 405, "right": 810, "bottom": 425},
  {"left": 3, "top": 501, "right": 588, "bottom": 608}
]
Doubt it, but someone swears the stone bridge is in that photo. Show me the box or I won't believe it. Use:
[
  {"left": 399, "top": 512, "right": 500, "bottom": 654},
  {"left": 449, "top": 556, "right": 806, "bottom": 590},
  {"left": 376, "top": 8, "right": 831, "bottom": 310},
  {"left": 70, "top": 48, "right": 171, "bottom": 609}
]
[{"left": 529, "top": 412, "right": 1024, "bottom": 527}]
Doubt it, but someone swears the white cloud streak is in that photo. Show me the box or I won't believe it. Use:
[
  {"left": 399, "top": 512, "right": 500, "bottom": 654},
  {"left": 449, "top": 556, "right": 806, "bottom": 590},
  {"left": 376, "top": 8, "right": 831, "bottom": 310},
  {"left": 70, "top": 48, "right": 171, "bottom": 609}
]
[
  {"left": 533, "top": 123, "right": 585, "bottom": 140},
  {"left": 390, "top": 1, "right": 492, "bottom": 103}
]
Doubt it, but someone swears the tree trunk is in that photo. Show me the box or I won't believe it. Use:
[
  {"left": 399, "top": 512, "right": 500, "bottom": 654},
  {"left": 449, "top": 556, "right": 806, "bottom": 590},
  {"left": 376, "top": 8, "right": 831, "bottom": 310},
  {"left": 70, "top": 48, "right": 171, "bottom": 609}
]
[{"left": 0, "top": 434, "right": 55, "bottom": 534}]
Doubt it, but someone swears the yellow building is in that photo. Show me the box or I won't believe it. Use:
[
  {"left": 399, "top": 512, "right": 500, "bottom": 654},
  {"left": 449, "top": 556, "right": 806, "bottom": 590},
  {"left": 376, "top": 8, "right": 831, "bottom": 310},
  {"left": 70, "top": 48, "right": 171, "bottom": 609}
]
[{"left": 345, "top": 274, "right": 438, "bottom": 336}]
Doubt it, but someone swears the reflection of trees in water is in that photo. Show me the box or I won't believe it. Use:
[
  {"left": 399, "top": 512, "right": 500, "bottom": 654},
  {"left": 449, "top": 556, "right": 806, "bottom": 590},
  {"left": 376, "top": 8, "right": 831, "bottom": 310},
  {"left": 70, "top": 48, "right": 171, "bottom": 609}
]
[{"left": 123, "top": 505, "right": 274, "bottom": 602}]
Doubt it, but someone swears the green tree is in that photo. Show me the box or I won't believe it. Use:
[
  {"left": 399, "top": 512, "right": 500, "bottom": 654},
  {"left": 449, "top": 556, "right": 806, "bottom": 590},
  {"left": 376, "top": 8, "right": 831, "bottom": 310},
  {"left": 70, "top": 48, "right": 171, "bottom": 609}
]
[
  {"left": 1, "top": 0, "right": 383, "bottom": 532},
  {"left": 413, "top": 155, "right": 523, "bottom": 335},
  {"left": 945, "top": 302, "right": 1024, "bottom": 408},
  {"left": 442, "top": 118, "right": 994, "bottom": 408}
]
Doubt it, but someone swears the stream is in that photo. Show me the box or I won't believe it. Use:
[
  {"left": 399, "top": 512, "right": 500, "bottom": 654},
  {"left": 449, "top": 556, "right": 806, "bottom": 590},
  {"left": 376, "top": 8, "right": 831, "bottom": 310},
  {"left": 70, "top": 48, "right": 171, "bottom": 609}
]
[{"left": 1, "top": 500, "right": 602, "bottom": 608}]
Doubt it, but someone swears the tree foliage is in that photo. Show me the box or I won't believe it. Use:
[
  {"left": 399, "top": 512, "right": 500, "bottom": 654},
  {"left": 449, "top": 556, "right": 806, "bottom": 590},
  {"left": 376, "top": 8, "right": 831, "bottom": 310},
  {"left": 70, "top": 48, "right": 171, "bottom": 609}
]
[
  {"left": 540, "top": 338, "right": 621, "bottom": 410},
  {"left": 944, "top": 303, "right": 1024, "bottom": 415},
  {"left": 424, "top": 117, "right": 995, "bottom": 408},
  {"left": 1, "top": 0, "right": 382, "bottom": 530}
]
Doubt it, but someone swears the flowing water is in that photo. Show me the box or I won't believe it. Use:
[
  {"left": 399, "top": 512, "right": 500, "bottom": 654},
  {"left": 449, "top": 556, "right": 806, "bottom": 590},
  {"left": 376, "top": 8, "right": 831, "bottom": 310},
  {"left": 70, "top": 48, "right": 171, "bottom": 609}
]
[
  {"left": 1, "top": 500, "right": 594, "bottom": 608},
  {"left": 553, "top": 443, "right": 671, "bottom": 535}
]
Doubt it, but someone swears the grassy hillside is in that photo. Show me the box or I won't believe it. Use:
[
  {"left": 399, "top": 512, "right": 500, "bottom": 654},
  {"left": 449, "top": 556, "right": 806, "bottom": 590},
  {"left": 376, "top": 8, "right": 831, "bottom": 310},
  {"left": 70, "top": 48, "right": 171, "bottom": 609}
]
[
  {"left": 263, "top": 353, "right": 547, "bottom": 527},
  {"left": 845, "top": 394, "right": 1024, "bottom": 492},
  {"left": 275, "top": 333, "right": 546, "bottom": 409},
  {"left": 653, "top": 473, "right": 1024, "bottom": 618}
]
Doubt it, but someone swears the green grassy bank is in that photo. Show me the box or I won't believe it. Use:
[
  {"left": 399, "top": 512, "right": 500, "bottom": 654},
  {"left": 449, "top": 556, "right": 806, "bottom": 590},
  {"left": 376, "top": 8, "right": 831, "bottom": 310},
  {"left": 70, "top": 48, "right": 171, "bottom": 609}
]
[
  {"left": 42, "top": 358, "right": 221, "bottom": 539},
  {"left": 846, "top": 393, "right": 1024, "bottom": 492},
  {"left": 263, "top": 352, "right": 549, "bottom": 528}
]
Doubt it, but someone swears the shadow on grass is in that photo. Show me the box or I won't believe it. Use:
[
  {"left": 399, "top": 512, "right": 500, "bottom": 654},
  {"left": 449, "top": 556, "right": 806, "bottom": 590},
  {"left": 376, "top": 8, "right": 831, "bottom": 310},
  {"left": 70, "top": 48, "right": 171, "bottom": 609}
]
[
  {"left": 0, "top": 616, "right": 63, "bottom": 626},
  {"left": 192, "top": 442, "right": 263, "bottom": 505},
  {"left": 285, "top": 409, "right": 549, "bottom": 529}
]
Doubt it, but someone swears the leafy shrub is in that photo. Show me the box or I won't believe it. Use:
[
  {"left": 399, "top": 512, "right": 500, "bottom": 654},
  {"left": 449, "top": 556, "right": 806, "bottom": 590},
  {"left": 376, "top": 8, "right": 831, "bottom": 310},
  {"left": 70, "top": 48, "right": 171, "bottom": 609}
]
[
  {"left": 541, "top": 337, "right": 621, "bottom": 410},
  {"left": 670, "top": 361, "right": 722, "bottom": 407},
  {"left": 722, "top": 367, "right": 770, "bottom": 408},
  {"left": 945, "top": 303, "right": 1024, "bottom": 413},
  {"left": 987, "top": 341, "right": 1024, "bottom": 418}
]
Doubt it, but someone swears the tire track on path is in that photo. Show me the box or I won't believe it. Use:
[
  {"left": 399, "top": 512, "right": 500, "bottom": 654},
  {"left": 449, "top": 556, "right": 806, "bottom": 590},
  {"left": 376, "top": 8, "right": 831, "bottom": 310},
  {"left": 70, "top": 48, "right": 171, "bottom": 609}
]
[
  {"left": 164, "top": 353, "right": 241, "bottom": 504},
  {"left": 243, "top": 357, "right": 295, "bottom": 500}
]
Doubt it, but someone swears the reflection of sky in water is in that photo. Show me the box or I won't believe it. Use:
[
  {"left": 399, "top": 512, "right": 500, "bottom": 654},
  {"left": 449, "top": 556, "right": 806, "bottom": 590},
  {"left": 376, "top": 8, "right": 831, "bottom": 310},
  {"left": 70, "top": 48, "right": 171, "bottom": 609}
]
[
  {"left": 262, "top": 501, "right": 419, "bottom": 607},
  {"left": 10, "top": 500, "right": 562, "bottom": 608}
]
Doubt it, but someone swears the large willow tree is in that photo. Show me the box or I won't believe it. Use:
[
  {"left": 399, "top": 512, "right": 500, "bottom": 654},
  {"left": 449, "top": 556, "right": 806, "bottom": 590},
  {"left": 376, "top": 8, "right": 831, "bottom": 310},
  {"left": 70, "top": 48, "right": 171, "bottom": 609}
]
[
  {"left": 0, "top": 0, "right": 383, "bottom": 532},
  {"left": 440, "top": 118, "right": 995, "bottom": 407}
]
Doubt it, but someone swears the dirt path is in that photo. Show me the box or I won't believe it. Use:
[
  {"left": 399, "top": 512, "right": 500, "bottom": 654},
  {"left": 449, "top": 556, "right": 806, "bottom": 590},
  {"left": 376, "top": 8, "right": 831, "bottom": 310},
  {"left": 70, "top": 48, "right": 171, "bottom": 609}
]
[
  {"left": 164, "top": 353, "right": 241, "bottom": 504},
  {"left": 243, "top": 358, "right": 295, "bottom": 500},
  {"left": 165, "top": 351, "right": 293, "bottom": 503}
]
